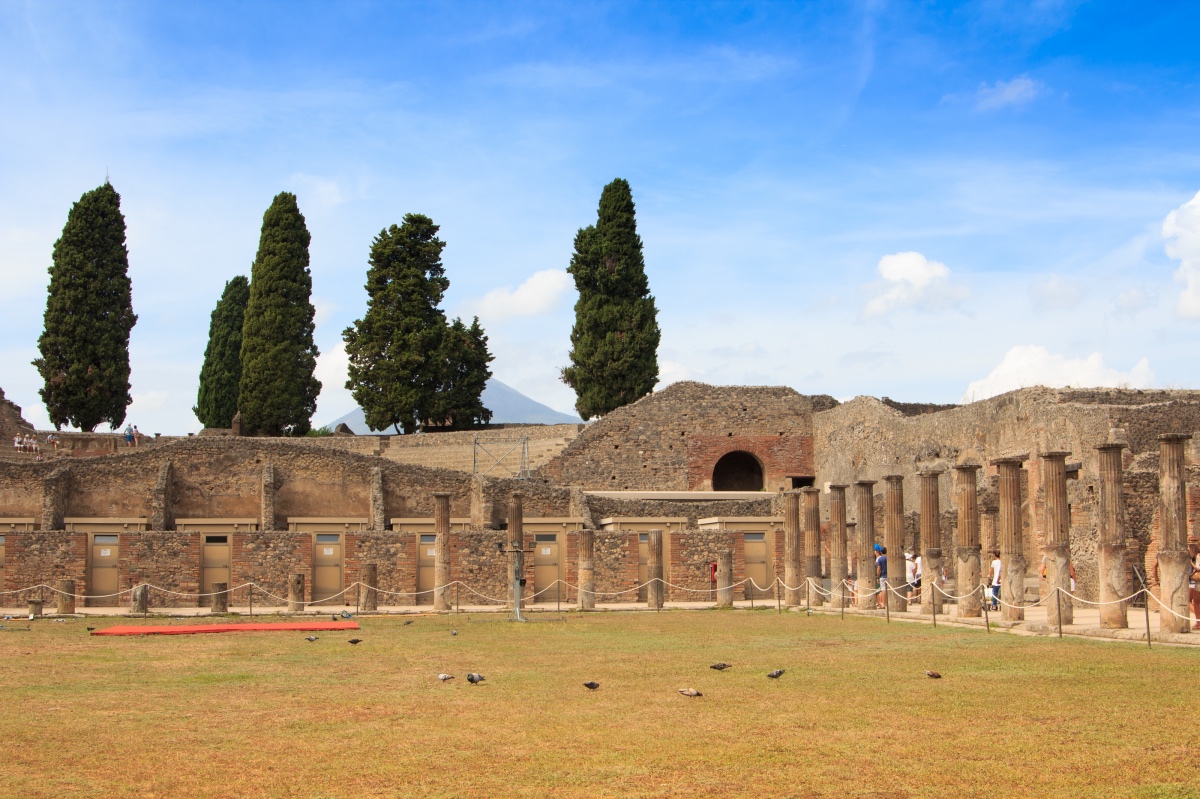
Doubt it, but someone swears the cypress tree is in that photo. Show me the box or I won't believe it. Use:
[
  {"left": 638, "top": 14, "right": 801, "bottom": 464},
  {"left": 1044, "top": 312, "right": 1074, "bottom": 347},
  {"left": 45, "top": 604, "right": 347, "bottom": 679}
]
[
  {"left": 561, "top": 178, "right": 661, "bottom": 419},
  {"left": 193, "top": 275, "right": 249, "bottom": 428},
  {"left": 343, "top": 214, "right": 450, "bottom": 433},
  {"left": 431, "top": 316, "right": 494, "bottom": 430},
  {"left": 33, "top": 182, "right": 138, "bottom": 431},
  {"left": 238, "top": 192, "right": 321, "bottom": 435}
]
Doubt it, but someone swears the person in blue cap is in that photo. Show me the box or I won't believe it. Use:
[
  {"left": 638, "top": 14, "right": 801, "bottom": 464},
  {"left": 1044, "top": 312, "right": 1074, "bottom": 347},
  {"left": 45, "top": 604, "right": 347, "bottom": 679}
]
[{"left": 874, "top": 544, "right": 888, "bottom": 609}]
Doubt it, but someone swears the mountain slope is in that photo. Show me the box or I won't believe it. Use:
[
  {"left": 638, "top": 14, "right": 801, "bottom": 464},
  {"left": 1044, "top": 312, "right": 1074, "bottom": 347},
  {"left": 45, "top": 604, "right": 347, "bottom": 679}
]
[{"left": 328, "top": 379, "right": 581, "bottom": 433}]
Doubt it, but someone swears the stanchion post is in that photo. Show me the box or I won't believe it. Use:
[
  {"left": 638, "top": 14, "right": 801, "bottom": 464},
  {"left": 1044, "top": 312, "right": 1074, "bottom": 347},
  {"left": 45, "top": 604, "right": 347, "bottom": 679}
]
[
  {"left": 840, "top": 582, "right": 845, "bottom": 621},
  {"left": 776, "top": 580, "right": 781, "bottom": 614},
  {"left": 248, "top": 582, "right": 253, "bottom": 617},
  {"left": 1137, "top": 571, "right": 1152, "bottom": 649},
  {"left": 982, "top": 582, "right": 990, "bottom": 633},
  {"left": 1056, "top": 587, "right": 1063, "bottom": 638},
  {"left": 883, "top": 580, "right": 890, "bottom": 623}
]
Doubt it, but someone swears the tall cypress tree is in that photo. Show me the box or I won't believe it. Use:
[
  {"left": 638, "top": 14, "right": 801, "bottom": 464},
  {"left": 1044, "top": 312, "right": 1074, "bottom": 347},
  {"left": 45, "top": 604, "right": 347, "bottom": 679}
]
[
  {"left": 431, "top": 316, "right": 494, "bottom": 430},
  {"left": 343, "top": 214, "right": 450, "bottom": 433},
  {"left": 193, "top": 275, "right": 249, "bottom": 428},
  {"left": 238, "top": 192, "right": 321, "bottom": 435},
  {"left": 561, "top": 178, "right": 660, "bottom": 419},
  {"left": 33, "top": 182, "right": 138, "bottom": 431}
]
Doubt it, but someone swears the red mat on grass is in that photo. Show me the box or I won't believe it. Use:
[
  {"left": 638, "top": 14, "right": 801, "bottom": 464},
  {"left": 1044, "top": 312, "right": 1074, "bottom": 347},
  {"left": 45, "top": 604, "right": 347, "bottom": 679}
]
[{"left": 91, "top": 621, "right": 360, "bottom": 636}]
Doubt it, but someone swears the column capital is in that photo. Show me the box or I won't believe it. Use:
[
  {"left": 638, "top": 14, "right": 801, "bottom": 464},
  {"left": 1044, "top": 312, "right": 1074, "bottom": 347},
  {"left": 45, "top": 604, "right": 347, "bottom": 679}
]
[
  {"left": 1157, "top": 433, "right": 1193, "bottom": 442},
  {"left": 800, "top": 486, "right": 821, "bottom": 495},
  {"left": 883, "top": 474, "right": 904, "bottom": 485},
  {"left": 853, "top": 479, "right": 877, "bottom": 487},
  {"left": 432, "top": 491, "right": 452, "bottom": 498},
  {"left": 989, "top": 454, "right": 1029, "bottom": 466},
  {"left": 1095, "top": 442, "right": 1127, "bottom": 452},
  {"left": 1038, "top": 450, "right": 1071, "bottom": 460},
  {"left": 953, "top": 462, "right": 982, "bottom": 473},
  {"left": 918, "top": 468, "right": 945, "bottom": 477}
]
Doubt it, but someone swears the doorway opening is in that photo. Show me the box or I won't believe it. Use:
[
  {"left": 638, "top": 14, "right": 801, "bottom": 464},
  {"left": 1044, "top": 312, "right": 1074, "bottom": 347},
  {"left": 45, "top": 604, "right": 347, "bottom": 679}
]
[{"left": 712, "top": 451, "right": 764, "bottom": 491}]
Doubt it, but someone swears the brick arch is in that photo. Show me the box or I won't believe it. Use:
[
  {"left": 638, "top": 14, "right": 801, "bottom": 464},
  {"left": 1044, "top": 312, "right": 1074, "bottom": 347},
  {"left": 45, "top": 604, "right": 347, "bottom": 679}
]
[
  {"left": 712, "top": 451, "right": 764, "bottom": 491},
  {"left": 686, "top": 435, "right": 813, "bottom": 492}
]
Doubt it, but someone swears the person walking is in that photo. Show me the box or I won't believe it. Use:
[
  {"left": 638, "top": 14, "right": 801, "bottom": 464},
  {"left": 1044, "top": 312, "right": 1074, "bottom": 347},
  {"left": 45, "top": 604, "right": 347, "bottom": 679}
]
[
  {"left": 987, "top": 550, "right": 1002, "bottom": 611},
  {"left": 875, "top": 545, "right": 888, "bottom": 609},
  {"left": 124, "top": 425, "right": 134, "bottom": 448}
]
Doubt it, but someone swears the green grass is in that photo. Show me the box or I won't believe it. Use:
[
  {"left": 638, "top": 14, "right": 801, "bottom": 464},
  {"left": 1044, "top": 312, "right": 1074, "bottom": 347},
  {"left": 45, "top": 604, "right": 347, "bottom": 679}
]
[{"left": 1, "top": 611, "right": 1197, "bottom": 798}]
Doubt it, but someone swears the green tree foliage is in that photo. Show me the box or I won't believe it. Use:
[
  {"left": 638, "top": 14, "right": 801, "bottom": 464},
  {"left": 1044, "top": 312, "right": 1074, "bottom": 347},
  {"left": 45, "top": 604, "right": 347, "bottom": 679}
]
[
  {"left": 561, "top": 178, "right": 660, "bottom": 419},
  {"left": 238, "top": 192, "right": 321, "bottom": 435},
  {"left": 343, "top": 214, "right": 493, "bottom": 433},
  {"left": 431, "top": 316, "right": 493, "bottom": 430},
  {"left": 193, "top": 276, "right": 250, "bottom": 428},
  {"left": 33, "top": 182, "right": 138, "bottom": 431}
]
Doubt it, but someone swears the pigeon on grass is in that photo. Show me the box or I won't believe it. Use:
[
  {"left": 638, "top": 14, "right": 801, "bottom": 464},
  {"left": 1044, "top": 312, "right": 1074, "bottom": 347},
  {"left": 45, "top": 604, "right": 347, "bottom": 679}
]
[
  {"left": 438, "top": 674, "right": 454, "bottom": 682},
  {"left": 348, "top": 638, "right": 364, "bottom": 645},
  {"left": 767, "top": 670, "right": 784, "bottom": 679},
  {"left": 710, "top": 662, "right": 732, "bottom": 671},
  {"left": 678, "top": 688, "right": 703, "bottom": 698},
  {"left": 925, "top": 671, "right": 941, "bottom": 679},
  {"left": 583, "top": 681, "right": 600, "bottom": 691},
  {"left": 467, "top": 673, "right": 486, "bottom": 685},
  {"left": 305, "top": 636, "right": 319, "bottom": 643}
]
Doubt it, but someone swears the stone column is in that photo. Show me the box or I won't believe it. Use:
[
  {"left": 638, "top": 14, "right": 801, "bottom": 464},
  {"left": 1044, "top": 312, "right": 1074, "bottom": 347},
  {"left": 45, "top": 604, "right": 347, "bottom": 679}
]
[
  {"left": 783, "top": 490, "right": 803, "bottom": 606},
  {"left": 954, "top": 464, "right": 983, "bottom": 618},
  {"left": 981, "top": 507, "right": 998, "bottom": 557},
  {"left": 130, "top": 583, "right": 149, "bottom": 615},
  {"left": 508, "top": 492, "right": 524, "bottom": 608},
  {"left": 211, "top": 582, "right": 229, "bottom": 613},
  {"left": 369, "top": 467, "right": 386, "bottom": 531},
  {"left": 433, "top": 492, "right": 452, "bottom": 611},
  {"left": 919, "top": 470, "right": 944, "bottom": 615},
  {"left": 287, "top": 573, "right": 305, "bottom": 612},
  {"left": 57, "top": 579, "right": 76, "bottom": 615},
  {"left": 361, "top": 563, "right": 378, "bottom": 612},
  {"left": 578, "top": 529, "right": 596, "bottom": 610},
  {"left": 883, "top": 475, "right": 907, "bottom": 613},
  {"left": 1096, "top": 444, "right": 1129, "bottom": 629},
  {"left": 855, "top": 481, "right": 878, "bottom": 610},
  {"left": 1157, "top": 434, "right": 1192, "bottom": 634},
  {"left": 1041, "top": 451, "right": 1073, "bottom": 626},
  {"left": 646, "top": 529, "right": 664, "bottom": 609},
  {"left": 802, "top": 487, "right": 824, "bottom": 607},
  {"left": 715, "top": 549, "right": 734, "bottom": 607},
  {"left": 260, "top": 462, "right": 276, "bottom": 532},
  {"left": 829, "top": 485, "right": 849, "bottom": 608},
  {"left": 993, "top": 456, "right": 1028, "bottom": 621}
]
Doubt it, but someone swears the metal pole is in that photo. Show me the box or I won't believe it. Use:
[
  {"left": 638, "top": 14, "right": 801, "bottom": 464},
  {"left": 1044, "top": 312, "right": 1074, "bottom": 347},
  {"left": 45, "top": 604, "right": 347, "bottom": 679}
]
[
  {"left": 356, "top": 582, "right": 360, "bottom": 616},
  {"left": 776, "top": 580, "right": 781, "bottom": 614},
  {"left": 1137, "top": 570, "right": 1151, "bottom": 649},
  {"left": 931, "top": 583, "right": 936, "bottom": 628},
  {"left": 456, "top": 583, "right": 460, "bottom": 614},
  {"left": 557, "top": 582, "right": 561, "bottom": 614},
  {"left": 982, "top": 583, "right": 990, "bottom": 634},
  {"left": 840, "top": 582, "right": 845, "bottom": 621},
  {"left": 806, "top": 579, "right": 811, "bottom": 612},
  {"left": 883, "top": 580, "right": 890, "bottom": 624},
  {"left": 1056, "top": 587, "right": 1063, "bottom": 638},
  {"left": 750, "top": 580, "right": 755, "bottom": 609},
  {"left": 249, "top": 583, "right": 253, "bottom": 618}
]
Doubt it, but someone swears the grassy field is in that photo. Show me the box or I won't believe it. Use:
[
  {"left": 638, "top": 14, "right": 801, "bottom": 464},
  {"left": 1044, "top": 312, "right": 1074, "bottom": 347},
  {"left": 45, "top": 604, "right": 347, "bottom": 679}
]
[{"left": 1, "top": 609, "right": 1197, "bottom": 799}]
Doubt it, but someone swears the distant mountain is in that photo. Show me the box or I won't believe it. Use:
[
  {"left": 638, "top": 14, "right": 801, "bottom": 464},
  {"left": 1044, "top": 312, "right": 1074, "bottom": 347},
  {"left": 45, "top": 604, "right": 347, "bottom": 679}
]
[{"left": 327, "top": 379, "right": 582, "bottom": 434}]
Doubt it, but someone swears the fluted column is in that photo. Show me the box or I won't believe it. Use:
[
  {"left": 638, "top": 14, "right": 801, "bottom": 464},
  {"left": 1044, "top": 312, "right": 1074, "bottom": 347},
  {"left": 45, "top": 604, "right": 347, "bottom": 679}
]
[
  {"left": 919, "top": 470, "right": 944, "bottom": 615},
  {"left": 1157, "top": 434, "right": 1192, "bottom": 634},
  {"left": 508, "top": 492, "right": 524, "bottom": 609},
  {"left": 829, "top": 485, "right": 849, "bottom": 608},
  {"left": 954, "top": 464, "right": 983, "bottom": 618},
  {"left": 802, "top": 487, "right": 823, "bottom": 607},
  {"left": 1041, "top": 452, "right": 1073, "bottom": 626},
  {"left": 884, "top": 475, "right": 907, "bottom": 613},
  {"left": 1096, "top": 444, "right": 1128, "bottom": 629},
  {"left": 993, "top": 456, "right": 1029, "bottom": 621},
  {"left": 646, "top": 529, "right": 664, "bottom": 609},
  {"left": 783, "top": 490, "right": 802, "bottom": 606},
  {"left": 855, "top": 481, "right": 878, "bottom": 610},
  {"left": 577, "top": 529, "right": 595, "bottom": 610},
  {"left": 433, "top": 492, "right": 452, "bottom": 611}
]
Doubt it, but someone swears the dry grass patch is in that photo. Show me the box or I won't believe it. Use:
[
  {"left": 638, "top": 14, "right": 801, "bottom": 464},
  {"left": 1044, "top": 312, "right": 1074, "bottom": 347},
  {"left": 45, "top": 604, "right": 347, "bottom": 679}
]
[{"left": 1, "top": 610, "right": 1197, "bottom": 798}]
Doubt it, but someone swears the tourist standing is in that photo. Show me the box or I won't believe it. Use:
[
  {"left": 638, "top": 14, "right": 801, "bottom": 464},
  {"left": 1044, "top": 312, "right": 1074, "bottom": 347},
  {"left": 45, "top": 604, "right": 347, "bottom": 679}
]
[
  {"left": 875, "top": 545, "right": 888, "bottom": 609},
  {"left": 988, "top": 550, "right": 1002, "bottom": 611}
]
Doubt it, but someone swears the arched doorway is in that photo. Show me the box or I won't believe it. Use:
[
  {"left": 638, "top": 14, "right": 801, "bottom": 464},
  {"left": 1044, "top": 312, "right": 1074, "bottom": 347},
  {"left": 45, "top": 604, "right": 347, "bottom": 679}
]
[{"left": 712, "top": 451, "right": 764, "bottom": 491}]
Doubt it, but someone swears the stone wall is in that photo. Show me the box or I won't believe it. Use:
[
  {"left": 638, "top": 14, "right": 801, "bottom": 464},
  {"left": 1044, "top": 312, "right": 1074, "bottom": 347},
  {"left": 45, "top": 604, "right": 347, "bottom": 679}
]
[
  {"left": 539, "top": 382, "right": 830, "bottom": 491},
  {"left": 584, "top": 495, "right": 774, "bottom": 527},
  {"left": 592, "top": 530, "right": 638, "bottom": 602},
  {"left": 2, "top": 530, "right": 86, "bottom": 604}
]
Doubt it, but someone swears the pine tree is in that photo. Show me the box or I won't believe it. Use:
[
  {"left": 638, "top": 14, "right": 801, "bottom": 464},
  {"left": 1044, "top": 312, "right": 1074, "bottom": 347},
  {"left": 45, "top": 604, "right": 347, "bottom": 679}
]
[
  {"left": 561, "top": 178, "right": 661, "bottom": 419},
  {"left": 193, "top": 275, "right": 249, "bottom": 428},
  {"left": 238, "top": 192, "right": 321, "bottom": 435},
  {"left": 33, "top": 182, "right": 138, "bottom": 431},
  {"left": 343, "top": 214, "right": 450, "bottom": 434},
  {"left": 431, "top": 316, "right": 494, "bottom": 430}
]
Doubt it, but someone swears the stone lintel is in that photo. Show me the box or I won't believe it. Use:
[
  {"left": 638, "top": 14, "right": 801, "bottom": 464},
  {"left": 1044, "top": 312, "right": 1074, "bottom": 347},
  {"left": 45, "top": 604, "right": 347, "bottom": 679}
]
[
  {"left": 1095, "top": 442, "right": 1127, "bottom": 452},
  {"left": 989, "top": 454, "right": 1030, "bottom": 465},
  {"left": 1157, "top": 433, "right": 1193, "bottom": 442},
  {"left": 1039, "top": 450, "right": 1071, "bottom": 460},
  {"left": 853, "top": 479, "right": 876, "bottom": 487}
]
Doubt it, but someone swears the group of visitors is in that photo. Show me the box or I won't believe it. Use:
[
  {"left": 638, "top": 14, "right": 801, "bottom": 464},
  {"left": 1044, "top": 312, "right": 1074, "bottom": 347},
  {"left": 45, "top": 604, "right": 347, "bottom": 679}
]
[
  {"left": 123, "top": 425, "right": 141, "bottom": 447},
  {"left": 12, "top": 434, "right": 40, "bottom": 454}
]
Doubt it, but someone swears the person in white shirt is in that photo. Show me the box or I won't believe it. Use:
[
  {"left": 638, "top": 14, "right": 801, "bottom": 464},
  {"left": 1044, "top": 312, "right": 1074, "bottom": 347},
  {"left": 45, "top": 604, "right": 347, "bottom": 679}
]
[{"left": 988, "top": 551, "right": 1002, "bottom": 611}]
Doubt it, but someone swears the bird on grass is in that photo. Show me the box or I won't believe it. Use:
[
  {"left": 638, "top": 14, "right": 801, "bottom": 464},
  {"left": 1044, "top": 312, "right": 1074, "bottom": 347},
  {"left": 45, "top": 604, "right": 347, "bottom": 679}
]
[
  {"left": 85, "top": 627, "right": 95, "bottom": 632},
  {"left": 583, "top": 681, "right": 600, "bottom": 691},
  {"left": 348, "top": 638, "right": 363, "bottom": 645},
  {"left": 340, "top": 611, "right": 353, "bottom": 619},
  {"left": 331, "top": 614, "right": 338, "bottom": 622},
  {"left": 467, "top": 673, "right": 485, "bottom": 685},
  {"left": 767, "top": 669, "right": 785, "bottom": 679},
  {"left": 710, "top": 662, "right": 732, "bottom": 671},
  {"left": 305, "top": 636, "right": 319, "bottom": 643},
  {"left": 450, "top": 630, "right": 458, "bottom": 636},
  {"left": 403, "top": 620, "right": 414, "bottom": 625},
  {"left": 925, "top": 671, "right": 941, "bottom": 679},
  {"left": 438, "top": 674, "right": 454, "bottom": 682},
  {"left": 678, "top": 688, "right": 703, "bottom": 698}
]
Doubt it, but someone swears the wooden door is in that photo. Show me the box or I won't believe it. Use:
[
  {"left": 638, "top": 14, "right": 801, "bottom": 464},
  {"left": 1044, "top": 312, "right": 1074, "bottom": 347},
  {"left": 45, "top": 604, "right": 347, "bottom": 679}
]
[
  {"left": 89, "top": 534, "right": 119, "bottom": 607},
  {"left": 637, "top": 533, "right": 649, "bottom": 602},
  {"left": 312, "top": 534, "right": 343, "bottom": 605},
  {"left": 533, "top": 535, "right": 560, "bottom": 602},
  {"left": 201, "top": 535, "right": 231, "bottom": 607},
  {"left": 416, "top": 534, "right": 436, "bottom": 605},
  {"left": 744, "top": 532, "right": 771, "bottom": 599}
]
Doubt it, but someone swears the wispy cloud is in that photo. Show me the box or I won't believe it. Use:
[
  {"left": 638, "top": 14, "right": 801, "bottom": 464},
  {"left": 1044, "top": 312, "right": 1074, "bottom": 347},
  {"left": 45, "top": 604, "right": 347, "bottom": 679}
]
[
  {"left": 467, "top": 269, "right": 573, "bottom": 322},
  {"left": 1029, "top": 275, "right": 1085, "bottom": 310},
  {"left": 963, "top": 345, "right": 1153, "bottom": 401},
  {"left": 1164, "top": 190, "right": 1200, "bottom": 319},
  {"left": 975, "top": 76, "right": 1044, "bottom": 110}
]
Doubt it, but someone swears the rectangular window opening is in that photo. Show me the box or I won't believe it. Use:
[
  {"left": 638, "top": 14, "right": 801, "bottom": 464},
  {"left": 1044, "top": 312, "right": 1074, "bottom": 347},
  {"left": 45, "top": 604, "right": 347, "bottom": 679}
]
[
  {"left": 316, "top": 534, "right": 341, "bottom": 544},
  {"left": 204, "top": 535, "right": 228, "bottom": 544},
  {"left": 744, "top": 532, "right": 766, "bottom": 541},
  {"left": 535, "top": 534, "right": 557, "bottom": 542},
  {"left": 419, "top": 534, "right": 436, "bottom": 544},
  {"left": 790, "top": 477, "right": 816, "bottom": 489},
  {"left": 94, "top": 534, "right": 119, "bottom": 544}
]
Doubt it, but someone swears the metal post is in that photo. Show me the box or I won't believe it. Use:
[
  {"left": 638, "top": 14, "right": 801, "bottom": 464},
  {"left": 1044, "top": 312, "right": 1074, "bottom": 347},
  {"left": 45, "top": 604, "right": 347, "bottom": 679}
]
[
  {"left": 776, "top": 580, "right": 781, "bottom": 614},
  {"left": 982, "top": 583, "right": 990, "bottom": 634},
  {"left": 248, "top": 583, "right": 253, "bottom": 617},
  {"left": 840, "top": 582, "right": 845, "bottom": 620},
  {"left": 883, "top": 579, "right": 890, "bottom": 623},
  {"left": 456, "top": 583, "right": 460, "bottom": 613},
  {"left": 1137, "top": 570, "right": 1152, "bottom": 649},
  {"left": 1056, "top": 588, "right": 1063, "bottom": 638},
  {"left": 931, "top": 584, "right": 936, "bottom": 628},
  {"left": 512, "top": 546, "right": 526, "bottom": 622}
]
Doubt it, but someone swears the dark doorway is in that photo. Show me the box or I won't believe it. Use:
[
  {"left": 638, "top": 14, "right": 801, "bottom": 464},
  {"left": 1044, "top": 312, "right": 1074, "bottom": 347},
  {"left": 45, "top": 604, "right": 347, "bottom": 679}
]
[
  {"left": 790, "top": 476, "right": 815, "bottom": 489},
  {"left": 712, "top": 451, "right": 764, "bottom": 491}
]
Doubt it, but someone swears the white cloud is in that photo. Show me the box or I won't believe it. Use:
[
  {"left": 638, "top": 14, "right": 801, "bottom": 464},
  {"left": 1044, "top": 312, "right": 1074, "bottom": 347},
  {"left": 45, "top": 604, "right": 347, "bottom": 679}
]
[
  {"left": 976, "top": 76, "right": 1043, "bottom": 110},
  {"left": 1028, "top": 275, "right": 1085, "bottom": 310},
  {"left": 862, "top": 251, "right": 968, "bottom": 317},
  {"left": 470, "top": 268, "right": 573, "bottom": 322},
  {"left": 1163, "top": 190, "right": 1200, "bottom": 319},
  {"left": 1113, "top": 287, "right": 1155, "bottom": 315},
  {"left": 962, "top": 345, "right": 1154, "bottom": 402},
  {"left": 313, "top": 341, "right": 355, "bottom": 425}
]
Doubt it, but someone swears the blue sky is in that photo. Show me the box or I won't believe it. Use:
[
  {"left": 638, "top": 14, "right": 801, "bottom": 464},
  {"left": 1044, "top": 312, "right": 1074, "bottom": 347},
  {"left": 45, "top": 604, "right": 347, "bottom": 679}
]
[{"left": 3, "top": 1, "right": 1200, "bottom": 434}]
